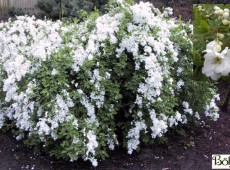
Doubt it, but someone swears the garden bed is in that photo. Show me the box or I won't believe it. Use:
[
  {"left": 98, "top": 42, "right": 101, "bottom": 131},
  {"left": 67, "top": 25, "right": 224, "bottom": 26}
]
[{"left": 0, "top": 1, "right": 229, "bottom": 170}]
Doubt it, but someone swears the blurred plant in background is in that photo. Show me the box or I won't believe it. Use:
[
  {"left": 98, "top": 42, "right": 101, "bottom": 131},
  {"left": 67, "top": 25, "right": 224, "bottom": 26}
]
[{"left": 36, "top": 0, "right": 110, "bottom": 20}]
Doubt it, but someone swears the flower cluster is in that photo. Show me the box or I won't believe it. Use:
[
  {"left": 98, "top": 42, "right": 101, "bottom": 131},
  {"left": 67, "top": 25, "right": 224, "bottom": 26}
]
[
  {"left": 204, "top": 94, "right": 220, "bottom": 121},
  {"left": 213, "top": 6, "right": 230, "bottom": 25},
  {"left": 0, "top": 2, "right": 219, "bottom": 166},
  {"left": 198, "top": 5, "right": 230, "bottom": 25}
]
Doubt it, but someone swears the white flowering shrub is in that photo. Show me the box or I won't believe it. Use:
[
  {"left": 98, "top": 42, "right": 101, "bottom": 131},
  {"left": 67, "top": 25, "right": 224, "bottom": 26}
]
[
  {"left": 193, "top": 4, "right": 230, "bottom": 81},
  {"left": 0, "top": 1, "right": 219, "bottom": 166}
]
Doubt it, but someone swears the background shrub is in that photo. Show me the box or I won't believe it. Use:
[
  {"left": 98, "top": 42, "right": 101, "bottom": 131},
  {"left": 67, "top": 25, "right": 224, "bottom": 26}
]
[
  {"left": 8, "top": 7, "right": 27, "bottom": 17},
  {"left": 36, "top": 0, "right": 109, "bottom": 20}
]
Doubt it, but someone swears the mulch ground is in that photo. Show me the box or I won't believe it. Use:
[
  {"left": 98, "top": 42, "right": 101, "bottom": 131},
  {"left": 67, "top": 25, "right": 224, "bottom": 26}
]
[{"left": 1, "top": 1, "right": 230, "bottom": 170}]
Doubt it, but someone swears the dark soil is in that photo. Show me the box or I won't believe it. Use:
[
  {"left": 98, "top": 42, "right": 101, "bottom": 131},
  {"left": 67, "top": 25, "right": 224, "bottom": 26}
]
[{"left": 1, "top": 1, "right": 230, "bottom": 170}]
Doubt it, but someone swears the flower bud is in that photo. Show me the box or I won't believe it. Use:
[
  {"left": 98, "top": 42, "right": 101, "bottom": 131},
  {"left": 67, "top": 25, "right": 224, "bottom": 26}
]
[
  {"left": 222, "top": 19, "right": 229, "bottom": 25},
  {"left": 223, "top": 12, "right": 229, "bottom": 19},
  {"left": 198, "top": 5, "right": 202, "bottom": 9},
  {"left": 214, "top": 44, "right": 221, "bottom": 52},
  {"left": 217, "top": 33, "right": 224, "bottom": 39},
  {"left": 224, "top": 9, "right": 229, "bottom": 13},
  {"left": 218, "top": 9, "right": 224, "bottom": 15},
  {"left": 214, "top": 6, "right": 220, "bottom": 11},
  {"left": 218, "top": 41, "right": 223, "bottom": 46}
]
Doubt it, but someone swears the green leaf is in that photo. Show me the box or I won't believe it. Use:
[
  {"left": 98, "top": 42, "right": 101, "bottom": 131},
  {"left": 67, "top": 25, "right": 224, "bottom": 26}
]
[
  {"left": 200, "top": 20, "right": 209, "bottom": 30},
  {"left": 193, "top": 51, "right": 203, "bottom": 67},
  {"left": 193, "top": 6, "right": 201, "bottom": 25}
]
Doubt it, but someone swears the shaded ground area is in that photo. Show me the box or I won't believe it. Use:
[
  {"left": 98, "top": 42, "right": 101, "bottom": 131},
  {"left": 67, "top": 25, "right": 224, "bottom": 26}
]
[{"left": 1, "top": 1, "right": 230, "bottom": 170}]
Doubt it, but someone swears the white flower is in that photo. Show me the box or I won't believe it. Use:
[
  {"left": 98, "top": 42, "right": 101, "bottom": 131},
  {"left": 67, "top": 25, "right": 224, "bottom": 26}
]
[
  {"left": 86, "top": 130, "right": 98, "bottom": 158},
  {"left": 175, "top": 111, "right": 182, "bottom": 121},
  {"left": 202, "top": 44, "right": 230, "bottom": 80},
  {"left": 177, "top": 79, "right": 184, "bottom": 90},
  {"left": 117, "top": 0, "right": 123, "bottom": 3},
  {"left": 177, "top": 67, "right": 183, "bottom": 75},
  {"left": 106, "top": 133, "right": 118, "bottom": 150},
  {"left": 127, "top": 121, "right": 147, "bottom": 154},
  {"left": 163, "top": 7, "right": 173, "bottom": 17},
  {"left": 51, "top": 69, "right": 58, "bottom": 75},
  {"left": 91, "top": 158, "right": 98, "bottom": 167},
  {"left": 204, "top": 96, "right": 219, "bottom": 121},
  {"left": 182, "top": 101, "right": 193, "bottom": 115}
]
